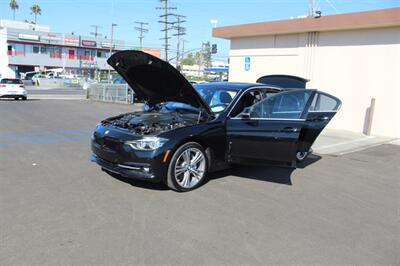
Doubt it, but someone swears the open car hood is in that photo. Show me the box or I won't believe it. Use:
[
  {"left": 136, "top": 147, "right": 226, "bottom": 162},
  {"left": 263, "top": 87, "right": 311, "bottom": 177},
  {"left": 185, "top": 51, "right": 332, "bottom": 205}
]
[{"left": 108, "top": 51, "right": 211, "bottom": 115}]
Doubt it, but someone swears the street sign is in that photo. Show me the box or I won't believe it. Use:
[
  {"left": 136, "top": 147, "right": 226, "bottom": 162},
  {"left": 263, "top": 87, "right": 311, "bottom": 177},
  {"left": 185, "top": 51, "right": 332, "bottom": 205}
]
[{"left": 245, "top": 56, "right": 251, "bottom": 71}]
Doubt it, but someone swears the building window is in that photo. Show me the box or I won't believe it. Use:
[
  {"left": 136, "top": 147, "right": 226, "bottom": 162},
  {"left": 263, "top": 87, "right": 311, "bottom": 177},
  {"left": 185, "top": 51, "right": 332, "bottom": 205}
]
[
  {"left": 33, "top": 46, "right": 40, "bottom": 53},
  {"left": 41, "top": 46, "right": 48, "bottom": 54}
]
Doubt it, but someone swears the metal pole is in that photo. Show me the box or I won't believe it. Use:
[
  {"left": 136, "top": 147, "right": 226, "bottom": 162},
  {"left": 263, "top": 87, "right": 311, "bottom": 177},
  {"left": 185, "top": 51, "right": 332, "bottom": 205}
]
[
  {"left": 108, "top": 23, "right": 117, "bottom": 83},
  {"left": 365, "top": 98, "right": 376, "bottom": 136}
]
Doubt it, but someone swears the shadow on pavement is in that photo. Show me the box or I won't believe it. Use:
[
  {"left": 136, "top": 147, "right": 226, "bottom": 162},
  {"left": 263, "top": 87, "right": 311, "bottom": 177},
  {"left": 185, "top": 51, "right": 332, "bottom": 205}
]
[
  {"left": 104, "top": 154, "right": 322, "bottom": 190},
  {"left": 207, "top": 154, "right": 322, "bottom": 186}
]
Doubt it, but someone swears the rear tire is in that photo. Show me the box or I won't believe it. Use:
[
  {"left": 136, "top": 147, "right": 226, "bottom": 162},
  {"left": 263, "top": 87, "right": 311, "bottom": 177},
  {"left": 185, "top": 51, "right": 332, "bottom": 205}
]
[
  {"left": 166, "top": 142, "right": 208, "bottom": 192},
  {"left": 296, "top": 151, "right": 309, "bottom": 162},
  {"left": 14, "top": 97, "right": 19, "bottom": 100},
  {"left": 22, "top": 96, "right": 27, "bottom": 101}
]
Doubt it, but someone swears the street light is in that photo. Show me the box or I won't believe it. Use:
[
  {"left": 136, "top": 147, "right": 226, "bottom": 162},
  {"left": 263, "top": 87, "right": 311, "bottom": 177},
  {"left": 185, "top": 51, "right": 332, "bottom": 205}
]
[{"left": 210, "top": 19, "right": 218, "bottom": 28}]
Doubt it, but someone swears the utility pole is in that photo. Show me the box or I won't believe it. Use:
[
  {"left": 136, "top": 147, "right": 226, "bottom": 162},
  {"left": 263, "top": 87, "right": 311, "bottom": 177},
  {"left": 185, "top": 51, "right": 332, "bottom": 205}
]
[
  {"left": 157, "top": 0, "right": 176, "bottom": 62},
  {"left": 108, "top": 23, "right": 117, "bottom": 83},
  {"left": 90, "top": 25, "right": 102, "bottom": 38},
  {"left": 134, "top": 21, "right": 149, "bottom": 49},
  {"left": 309, "top": 0, "right": 321, "bottom": 17},
  {"left": 181, "top": 39, "right": 188, "bottom": 59},
  {"left": 172, "top": 15, "right": 186, "bottom": 69}
]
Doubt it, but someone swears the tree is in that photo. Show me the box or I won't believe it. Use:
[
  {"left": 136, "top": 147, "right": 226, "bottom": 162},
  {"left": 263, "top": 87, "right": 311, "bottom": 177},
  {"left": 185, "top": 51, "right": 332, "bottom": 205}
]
[
  {"left": 30, "top": 4, "right": 42, "bottom": 24},
  {"left": 202, "top": 42, "right": 212, "bottom": 67},
  {"left": 180, "top": 53, "right": 196, "bottom": 65},
  {"left": 9, "top": 0, "right": 18, "bottom": 20}
]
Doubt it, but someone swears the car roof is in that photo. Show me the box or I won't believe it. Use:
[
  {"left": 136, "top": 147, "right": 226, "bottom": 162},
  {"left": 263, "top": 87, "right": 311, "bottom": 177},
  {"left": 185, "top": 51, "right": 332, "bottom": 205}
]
[{"left": 194, "top": 82, "right": 271, "bottom": 91}]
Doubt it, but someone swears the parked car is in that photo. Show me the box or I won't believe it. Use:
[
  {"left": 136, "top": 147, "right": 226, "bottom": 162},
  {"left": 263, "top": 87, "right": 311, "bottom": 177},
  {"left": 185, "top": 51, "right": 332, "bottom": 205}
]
[
  {"left": 91, "top": 51, "right": 341, "bottom": 191},
  {"left": 0, "top": 78, "right": 27, "bottom": 100}
]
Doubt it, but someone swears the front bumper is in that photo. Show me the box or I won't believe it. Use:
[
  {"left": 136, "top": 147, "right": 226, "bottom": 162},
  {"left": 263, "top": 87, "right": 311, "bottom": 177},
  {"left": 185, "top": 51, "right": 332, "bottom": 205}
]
[
  {"left": 91, "top": 154, "right": 159, "bottom": 181},
  {"left": 0, "top": 94, "right": 27, "bottom": 98}
]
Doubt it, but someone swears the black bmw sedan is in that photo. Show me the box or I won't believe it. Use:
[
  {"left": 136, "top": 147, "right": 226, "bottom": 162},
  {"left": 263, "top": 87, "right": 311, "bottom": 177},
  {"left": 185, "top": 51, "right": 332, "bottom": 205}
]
[{"left": 91, "top": 51, "right": 341, "bottom": 192}]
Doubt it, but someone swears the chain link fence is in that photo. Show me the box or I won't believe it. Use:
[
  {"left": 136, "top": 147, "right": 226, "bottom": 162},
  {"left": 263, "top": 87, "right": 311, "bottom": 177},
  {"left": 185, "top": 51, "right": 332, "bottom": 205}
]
[{"left": 87, "top": 83, "right": 134, "bottom": 104}]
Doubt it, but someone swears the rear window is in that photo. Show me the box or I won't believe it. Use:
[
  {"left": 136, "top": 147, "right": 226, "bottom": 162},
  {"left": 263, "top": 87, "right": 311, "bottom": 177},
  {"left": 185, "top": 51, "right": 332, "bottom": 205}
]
[{"left": 1, "top": 79, "right": 23, "bottom": 84}]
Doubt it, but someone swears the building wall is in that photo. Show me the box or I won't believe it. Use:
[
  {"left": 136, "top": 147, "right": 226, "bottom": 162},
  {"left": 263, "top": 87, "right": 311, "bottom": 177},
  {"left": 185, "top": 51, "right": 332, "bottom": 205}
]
[
  {"left": 228, "top": 27, "right": 400, "bottom": 138},
  {"left": 0, "top": 28, "right": 14, "bottom": 78}
]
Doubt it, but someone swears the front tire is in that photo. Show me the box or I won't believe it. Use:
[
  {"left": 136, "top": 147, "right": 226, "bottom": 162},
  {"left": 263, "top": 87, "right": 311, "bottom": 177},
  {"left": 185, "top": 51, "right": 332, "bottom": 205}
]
[
  {"left": 166, "top": 142, "right": 208, "bottom": 192},
  {"left": 296, "top": 151, "right": 309, "bottom": 162}
]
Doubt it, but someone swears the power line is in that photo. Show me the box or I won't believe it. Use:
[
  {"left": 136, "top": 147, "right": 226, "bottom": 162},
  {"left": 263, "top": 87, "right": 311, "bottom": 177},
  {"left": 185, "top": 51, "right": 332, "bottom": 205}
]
[
  {"left": 156, "top": 0, "right": 177, "bottom": 62},
  {"left": 134, "top": 21, "right": 149, "bottom": 49}
]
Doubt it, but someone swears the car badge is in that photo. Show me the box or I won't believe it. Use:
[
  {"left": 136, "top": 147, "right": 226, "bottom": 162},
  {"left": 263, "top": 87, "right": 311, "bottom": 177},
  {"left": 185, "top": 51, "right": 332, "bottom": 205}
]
[{"left": 104, "top": 130, "right": 110, "bottom": 135}]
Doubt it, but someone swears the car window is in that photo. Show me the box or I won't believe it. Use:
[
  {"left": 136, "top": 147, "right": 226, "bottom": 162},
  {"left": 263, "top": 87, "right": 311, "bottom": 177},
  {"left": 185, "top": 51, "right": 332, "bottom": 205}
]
[
  {"left": 309, "top": 92, "right": 341, "bottom": 112},
  {"left": 248, "top": 90, "right": 312, "bottom": 119},
  {"left": 231, "top": 90, "right": 266, "bottom": 117},
  {"left": 0, "top": 79, "right": 23, "bottom": 84},
  {"left": 195, "top": 87, "right": 238, "bottom": 113}
]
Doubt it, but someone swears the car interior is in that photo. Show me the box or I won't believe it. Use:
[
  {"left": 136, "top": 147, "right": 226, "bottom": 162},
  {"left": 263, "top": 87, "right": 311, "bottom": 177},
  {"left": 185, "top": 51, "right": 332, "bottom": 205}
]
[{"left": 230, "top": 89, "right": 268, "bottom": 117}]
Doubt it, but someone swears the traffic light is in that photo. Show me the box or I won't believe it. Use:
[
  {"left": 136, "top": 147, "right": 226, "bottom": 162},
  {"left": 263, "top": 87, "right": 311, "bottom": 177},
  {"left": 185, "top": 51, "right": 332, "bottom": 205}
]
[{"left": 211, "top": 44, "right": 217, "bottom": 54}]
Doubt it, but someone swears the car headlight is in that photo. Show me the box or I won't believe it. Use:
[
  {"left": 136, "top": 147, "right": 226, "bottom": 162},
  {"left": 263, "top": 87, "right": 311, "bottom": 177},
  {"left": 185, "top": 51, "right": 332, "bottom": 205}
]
[{"left": 126, "top": 137, "right": 168, "bottom": 151}]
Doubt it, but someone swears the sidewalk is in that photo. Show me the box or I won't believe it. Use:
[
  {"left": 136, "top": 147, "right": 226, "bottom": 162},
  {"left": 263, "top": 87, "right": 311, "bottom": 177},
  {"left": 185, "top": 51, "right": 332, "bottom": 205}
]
[{"left": 313, "top": 128, "right": 395, "bottom": 155}]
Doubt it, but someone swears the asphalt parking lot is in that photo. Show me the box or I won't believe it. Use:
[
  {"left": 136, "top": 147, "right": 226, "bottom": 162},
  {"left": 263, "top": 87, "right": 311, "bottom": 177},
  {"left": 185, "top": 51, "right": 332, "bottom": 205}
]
[{"left": 1, "top": 99, "right": 399, "bottom": 265}]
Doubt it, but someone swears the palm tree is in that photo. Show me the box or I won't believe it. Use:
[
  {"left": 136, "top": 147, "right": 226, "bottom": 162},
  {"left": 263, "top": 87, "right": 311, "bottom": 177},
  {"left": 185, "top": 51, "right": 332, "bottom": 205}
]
[
  {"left": 9, "top": 0, "right": 19, "bottom": 20},
  {"left": 30, "top": 4, "right": 42, "bottom": 24}
]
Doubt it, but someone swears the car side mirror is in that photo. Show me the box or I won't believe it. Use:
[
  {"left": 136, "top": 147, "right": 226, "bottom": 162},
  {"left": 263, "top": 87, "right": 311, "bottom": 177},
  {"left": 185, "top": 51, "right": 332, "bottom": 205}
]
[{"left": 240, "top": 107, "right": 252, "bottom": 119}]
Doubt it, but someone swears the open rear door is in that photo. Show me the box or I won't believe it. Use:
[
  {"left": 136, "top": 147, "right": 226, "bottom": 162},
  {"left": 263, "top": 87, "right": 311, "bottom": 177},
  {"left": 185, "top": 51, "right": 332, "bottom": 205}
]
[{"left": 297, "top": 91, "right": 342, "bottom": 153}]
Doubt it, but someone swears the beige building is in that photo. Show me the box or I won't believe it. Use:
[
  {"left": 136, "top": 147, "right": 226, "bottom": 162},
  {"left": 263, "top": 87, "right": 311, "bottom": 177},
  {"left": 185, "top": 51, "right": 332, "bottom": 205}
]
[{"left": 213, "top": 8, "right": 400, "bottom": 138}]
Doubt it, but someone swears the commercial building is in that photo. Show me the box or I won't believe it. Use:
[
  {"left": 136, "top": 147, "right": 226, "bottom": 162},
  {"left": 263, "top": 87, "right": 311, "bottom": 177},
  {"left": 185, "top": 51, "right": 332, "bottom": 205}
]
[
  {"left": 213, "top": 8, "right": 400, "bottom": 138},
  {"left": 181, "top": 60, "right": 229, "bottom": 80},
  {"left": 0, "top": 20, "right": 125, "bottom": 79}
]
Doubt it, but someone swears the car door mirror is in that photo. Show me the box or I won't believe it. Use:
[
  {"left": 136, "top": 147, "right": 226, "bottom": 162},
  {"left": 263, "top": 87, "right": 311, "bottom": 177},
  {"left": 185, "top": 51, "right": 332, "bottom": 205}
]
[{"left": 239, "top": 107, "right": 252, "bottom": 119}]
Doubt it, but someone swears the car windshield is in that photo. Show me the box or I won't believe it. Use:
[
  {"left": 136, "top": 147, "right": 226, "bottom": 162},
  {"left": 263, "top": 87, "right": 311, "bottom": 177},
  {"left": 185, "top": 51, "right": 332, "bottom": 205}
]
[
  {"left": 160, "top": 86, "right": 238, "bottom": 114},
  {"left": 1, "top": 79, "right": 22, "bottom": 84}
]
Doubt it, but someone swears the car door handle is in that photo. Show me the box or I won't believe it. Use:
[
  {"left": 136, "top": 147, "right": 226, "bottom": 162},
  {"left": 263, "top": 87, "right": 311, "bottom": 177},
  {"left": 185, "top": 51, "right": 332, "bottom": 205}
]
[
  {"left": 282, "top": 127, "right": 298, "bottom": 133},
  {"left": 313, "top": 116, "right": 330, "bottom": 122}
]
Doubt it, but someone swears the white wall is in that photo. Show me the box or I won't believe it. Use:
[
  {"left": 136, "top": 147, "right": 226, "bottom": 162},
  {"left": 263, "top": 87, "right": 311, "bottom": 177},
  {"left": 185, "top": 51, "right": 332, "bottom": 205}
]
[
  {"left": 0, "top": 29, "right": 15, "bottom": 79},
  {"left": 228, "top": 27, "right": 400, "bottom": 138}
]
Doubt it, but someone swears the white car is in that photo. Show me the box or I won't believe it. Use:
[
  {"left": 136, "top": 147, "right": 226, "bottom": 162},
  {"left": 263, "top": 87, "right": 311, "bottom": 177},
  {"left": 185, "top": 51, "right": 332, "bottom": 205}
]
[{"left": 0, "top": 78, "right": 28, "bottom": 100}]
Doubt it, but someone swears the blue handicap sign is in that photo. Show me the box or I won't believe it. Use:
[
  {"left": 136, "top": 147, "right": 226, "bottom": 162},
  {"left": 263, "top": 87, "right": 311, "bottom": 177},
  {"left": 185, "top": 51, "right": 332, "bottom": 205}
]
[{"left": 245, "top": 56, "right": 251, "bottom": 71}]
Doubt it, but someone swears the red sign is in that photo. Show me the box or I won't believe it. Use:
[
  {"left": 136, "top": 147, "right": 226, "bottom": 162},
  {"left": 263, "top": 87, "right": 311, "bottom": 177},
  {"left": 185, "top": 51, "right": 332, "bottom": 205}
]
[
  {"left": 81, "top": 40, "right": 97, "bottom": 47},
  {"left": 64, "top": 36, "right": 80, "bottom": 46}
]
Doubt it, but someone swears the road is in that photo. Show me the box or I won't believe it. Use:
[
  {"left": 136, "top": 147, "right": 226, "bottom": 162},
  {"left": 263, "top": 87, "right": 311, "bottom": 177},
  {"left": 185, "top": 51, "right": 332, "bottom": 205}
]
[{"left": 0, "top": 99, "right": 399, "bottom": 265}]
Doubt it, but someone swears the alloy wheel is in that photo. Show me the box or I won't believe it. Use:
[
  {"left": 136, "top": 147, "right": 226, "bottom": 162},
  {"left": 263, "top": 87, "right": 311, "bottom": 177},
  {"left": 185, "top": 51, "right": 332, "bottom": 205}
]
[{"left": 174, "top": 147, "right": 206, "bottom": 189}]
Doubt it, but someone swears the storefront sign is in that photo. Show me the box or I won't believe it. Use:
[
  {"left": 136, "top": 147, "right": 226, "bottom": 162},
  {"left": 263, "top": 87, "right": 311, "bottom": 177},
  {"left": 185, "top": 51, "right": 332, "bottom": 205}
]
[
  {"left": 18, "top": 34, "right": 39, "bottom": 41},
  {"left": 64, "top": 35, "right": 80, "bottom": 46},
  {"left": 81, "top": 40, "right": 97, "bottom": 47},
  {"left": 41, "top": 33, "right": 61, "bottom": 42},
  {"left": 101, "top": 42, "right": 114, "bottom": 48}
]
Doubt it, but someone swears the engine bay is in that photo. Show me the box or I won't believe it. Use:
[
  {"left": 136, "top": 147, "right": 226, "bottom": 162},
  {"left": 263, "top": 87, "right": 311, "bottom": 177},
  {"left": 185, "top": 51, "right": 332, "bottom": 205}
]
[{"left": 103, "top": 111, "right": 200, "bottom": 135}]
